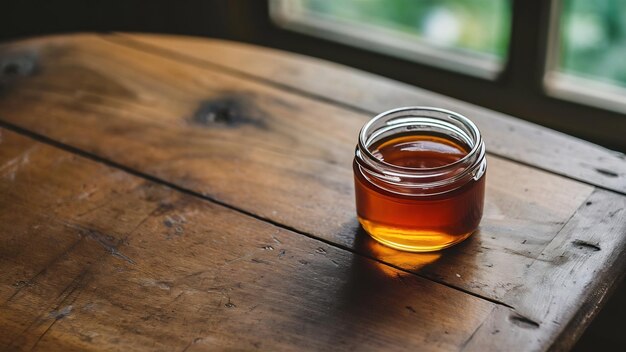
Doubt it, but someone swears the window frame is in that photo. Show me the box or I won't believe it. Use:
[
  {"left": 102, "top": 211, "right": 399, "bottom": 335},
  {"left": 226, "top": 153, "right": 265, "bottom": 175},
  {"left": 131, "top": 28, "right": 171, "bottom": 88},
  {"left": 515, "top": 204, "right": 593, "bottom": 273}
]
[
  {"left": 543, "top": 0, "right": 626, "bottom": 115},
  {"left": 226, "top": 0, "right": 626, "bottom": 151},
  {"left": 269, "top": 0, "right": 505, "bottom": 79}
]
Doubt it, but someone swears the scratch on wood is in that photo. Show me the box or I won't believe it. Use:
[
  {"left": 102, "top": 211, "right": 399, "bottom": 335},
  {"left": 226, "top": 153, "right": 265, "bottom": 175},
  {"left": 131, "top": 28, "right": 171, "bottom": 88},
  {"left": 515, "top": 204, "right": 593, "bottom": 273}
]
[
  {"left": 29, "top": 320, "right": 56, "bottom": 351},
  {"left": 49, "top": 305, "right": 73, "bottom": 320},
  {"left": 111, "top": 249, "right": 136, "bottom": 264},
  {"left": 225, "top": 252, "right": 256, "bottom": 265},
  {"left": 608, "top": 208, "right": 623, "bottom": 218},
  {"left": 251, "top": 258, "right": 270, "bottom": 265},
  {"left": 5, "top": 237, "right": 83, "bottom": 304},
  {"left": 55, "top": 211, "right": 145, "bottom": 298},
  {"left": 0, "top": 145, "right": 38, "bottom": 181},
  {"left": 140, "top": 279, "right": 172, "bottom": 291},
  {"left": 128, "top": 203, "right": 164, "bottom": 236},
  {"left": 66, "top": 224, "right": 136, "bottom": 264},
  {"left": 86, "top": 228, "right": 136, "bottom": 264},
  {"left": 75, "top": 201, "right": 111, "bottom": 217},
  {"left": 12, "top": 270, "right": 88, "bottom": 350},
  {"left": 55, "top": 269, "right": 89, "bottom": 302},
  {"left": 460, "top": 316, "right": 487, "bottom": 350}
]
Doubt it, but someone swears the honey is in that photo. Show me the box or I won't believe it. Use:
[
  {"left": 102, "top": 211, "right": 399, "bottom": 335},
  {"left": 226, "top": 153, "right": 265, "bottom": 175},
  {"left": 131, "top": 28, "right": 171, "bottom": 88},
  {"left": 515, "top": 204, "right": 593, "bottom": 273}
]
[{"left": 353, "top": 107, "right": 486, "bottom": 252}]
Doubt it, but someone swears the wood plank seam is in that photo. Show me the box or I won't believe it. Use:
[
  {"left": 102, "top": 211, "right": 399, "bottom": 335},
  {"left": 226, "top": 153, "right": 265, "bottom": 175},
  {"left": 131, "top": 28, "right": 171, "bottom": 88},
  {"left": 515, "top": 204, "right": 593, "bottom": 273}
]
[
  {"left": 460, "top": 188, "right": 626, "bottom": 351},
  {"left": 458, "top": 191, "right": 597, "bottom": 349},
  {"left": 0, "top": 116, "right": 519, "bottom": 312},
  {"left": 106, "top": 34, "right": 626, "bottom": 197},
  {"left": 546, "top": 213, "right": 626, "bottom": 351},
  {"left": 519, "top": 191, "right": 594, "bottom": 276}
]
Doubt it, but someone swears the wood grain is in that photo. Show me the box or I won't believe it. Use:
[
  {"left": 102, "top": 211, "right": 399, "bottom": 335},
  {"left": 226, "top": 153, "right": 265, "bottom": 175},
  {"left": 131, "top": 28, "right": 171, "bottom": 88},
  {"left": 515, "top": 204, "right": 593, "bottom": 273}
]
[
  {"left": 0, "top": 34, "right": 597, "bottom": 307},
  {"left": 463, "top": 189, "right": 626, "bottom": 351},
  {"left": 117, "top": 33, "right": 626, "bottom": 194},
  {"left": 0, "top": 129, "right": 496, "bottom": 351}
]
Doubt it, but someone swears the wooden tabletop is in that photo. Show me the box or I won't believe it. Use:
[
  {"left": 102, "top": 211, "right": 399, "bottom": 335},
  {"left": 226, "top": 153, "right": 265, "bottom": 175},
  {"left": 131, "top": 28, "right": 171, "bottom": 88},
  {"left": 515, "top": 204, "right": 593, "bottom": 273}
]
[{"left": 0, "top": 33, "right": 625, "bottom": 352}]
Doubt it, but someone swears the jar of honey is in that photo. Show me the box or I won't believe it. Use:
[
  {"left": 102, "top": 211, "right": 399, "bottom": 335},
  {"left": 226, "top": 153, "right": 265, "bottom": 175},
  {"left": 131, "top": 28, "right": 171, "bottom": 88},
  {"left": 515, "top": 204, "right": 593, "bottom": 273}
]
[{"left": 353, "top": 107, "right": 487, "bottom": 252}]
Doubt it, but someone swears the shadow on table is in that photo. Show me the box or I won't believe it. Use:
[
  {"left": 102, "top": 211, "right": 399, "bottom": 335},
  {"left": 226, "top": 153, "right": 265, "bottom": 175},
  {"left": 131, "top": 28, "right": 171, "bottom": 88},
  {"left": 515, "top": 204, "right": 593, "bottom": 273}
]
[{"left": 312, "top": 219, "right": 483, "bottom": 345}]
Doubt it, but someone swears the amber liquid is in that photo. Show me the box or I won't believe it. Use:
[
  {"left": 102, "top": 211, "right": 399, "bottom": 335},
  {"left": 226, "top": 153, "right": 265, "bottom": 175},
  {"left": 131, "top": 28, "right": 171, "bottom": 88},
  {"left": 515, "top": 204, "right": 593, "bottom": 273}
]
[{"left": 354, "top": 133, "right": 485, "bottom": 252}]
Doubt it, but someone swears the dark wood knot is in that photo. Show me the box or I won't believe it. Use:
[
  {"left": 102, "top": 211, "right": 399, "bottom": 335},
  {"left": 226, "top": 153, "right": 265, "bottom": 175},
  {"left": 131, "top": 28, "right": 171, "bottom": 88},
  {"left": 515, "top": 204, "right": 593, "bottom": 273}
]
[
  {"left": 190, "top": 93, "right": 267, "bottom": 129},
  {"left": 0, "top": 51, "right": 38, "bottom": 78}
]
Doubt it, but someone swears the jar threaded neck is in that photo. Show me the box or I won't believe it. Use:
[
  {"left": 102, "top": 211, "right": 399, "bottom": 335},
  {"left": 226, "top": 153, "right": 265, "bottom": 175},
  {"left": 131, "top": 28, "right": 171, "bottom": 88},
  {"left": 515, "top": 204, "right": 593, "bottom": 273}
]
[{"left": 355, "top": 107, "right": 486, "bottom": 196}]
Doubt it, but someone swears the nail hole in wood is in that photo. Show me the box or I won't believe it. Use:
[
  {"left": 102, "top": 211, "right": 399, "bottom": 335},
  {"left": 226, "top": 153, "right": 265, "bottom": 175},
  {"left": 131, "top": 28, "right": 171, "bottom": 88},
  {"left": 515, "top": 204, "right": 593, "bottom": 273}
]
[
  {"left": 571, "top": 240, "right": 601, "bottom": 251},
  {"left": 509, "top": 314, "right": 540, "bottom": 329},
  {"left": 595, "top": 168, "right": 618, "bottom": 177}
]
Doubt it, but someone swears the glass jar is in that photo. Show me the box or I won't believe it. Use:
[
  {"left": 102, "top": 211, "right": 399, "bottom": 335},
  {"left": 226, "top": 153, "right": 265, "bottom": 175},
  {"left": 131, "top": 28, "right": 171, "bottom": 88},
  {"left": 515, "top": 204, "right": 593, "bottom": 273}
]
[{"left": 353, "top": 107, "right": 487, "bottom": 252}]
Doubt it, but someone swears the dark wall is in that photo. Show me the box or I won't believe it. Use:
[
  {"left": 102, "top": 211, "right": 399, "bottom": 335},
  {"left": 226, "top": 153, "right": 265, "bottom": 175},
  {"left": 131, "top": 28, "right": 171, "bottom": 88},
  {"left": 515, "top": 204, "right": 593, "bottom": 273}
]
[{"left": 1, "top": 0, "right": 233, "bottom": 42}]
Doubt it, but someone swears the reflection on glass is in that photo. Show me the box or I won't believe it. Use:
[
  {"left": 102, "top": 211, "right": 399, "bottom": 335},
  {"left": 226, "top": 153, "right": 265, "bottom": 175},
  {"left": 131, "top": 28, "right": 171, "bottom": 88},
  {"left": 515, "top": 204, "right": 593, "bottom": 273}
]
[{"left": 559, "top": 0, "right": 626, "bottom": 87}]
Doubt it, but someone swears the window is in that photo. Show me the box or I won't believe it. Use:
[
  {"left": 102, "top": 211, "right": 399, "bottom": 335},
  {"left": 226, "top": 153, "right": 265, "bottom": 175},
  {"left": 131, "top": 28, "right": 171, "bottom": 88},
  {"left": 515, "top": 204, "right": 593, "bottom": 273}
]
[
  {"left": 262, "top": 0, "right": 626, "bottom": 150},
  {"left": 270, "top": 0, "right": 512, "bottom": 79},
  {"left": 545, "top": 0, "right": 626, "bottom": 113}
]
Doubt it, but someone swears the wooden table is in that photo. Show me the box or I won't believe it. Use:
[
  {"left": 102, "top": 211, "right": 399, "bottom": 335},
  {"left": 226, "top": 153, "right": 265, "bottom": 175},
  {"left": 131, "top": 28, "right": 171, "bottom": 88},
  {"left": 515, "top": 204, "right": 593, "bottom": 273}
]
[{"left": 0, "top": 33, "right": 625, "bottom": 352}]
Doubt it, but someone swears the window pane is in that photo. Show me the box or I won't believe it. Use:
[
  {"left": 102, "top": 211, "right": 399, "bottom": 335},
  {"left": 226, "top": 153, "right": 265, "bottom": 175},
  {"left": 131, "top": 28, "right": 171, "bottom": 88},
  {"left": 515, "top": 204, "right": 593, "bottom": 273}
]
[
  {"left": 545, "top": 0, "right": 626, "bottom": 113},
  {"left": 271, "top": 0, "right": 511, "bottom": 78},
  {"left": 559, "top": 0, "right": 626, "bottom": 87}
]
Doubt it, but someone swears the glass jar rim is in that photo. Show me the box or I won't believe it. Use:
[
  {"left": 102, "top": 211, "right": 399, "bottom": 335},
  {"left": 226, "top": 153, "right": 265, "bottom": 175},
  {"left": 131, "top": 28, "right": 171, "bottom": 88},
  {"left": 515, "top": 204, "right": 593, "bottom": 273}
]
[
  {"left": 355, "top": 106, "right": 486, "bottom": 195},
  {"left": 359, "top": 107, "right": 481, "bottom": 173}
]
